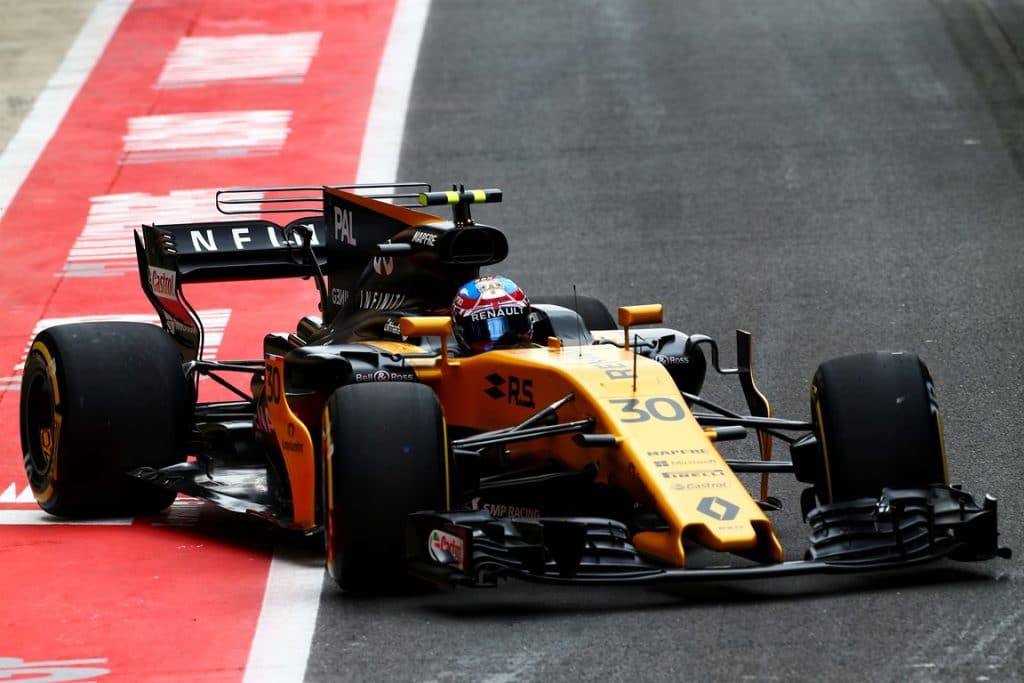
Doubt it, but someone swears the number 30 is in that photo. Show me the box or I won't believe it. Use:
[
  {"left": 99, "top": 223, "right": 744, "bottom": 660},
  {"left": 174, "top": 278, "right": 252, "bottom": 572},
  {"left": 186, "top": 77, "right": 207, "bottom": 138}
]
[{"left": 609, "top": 397, "right": 685, "bottom": 422}]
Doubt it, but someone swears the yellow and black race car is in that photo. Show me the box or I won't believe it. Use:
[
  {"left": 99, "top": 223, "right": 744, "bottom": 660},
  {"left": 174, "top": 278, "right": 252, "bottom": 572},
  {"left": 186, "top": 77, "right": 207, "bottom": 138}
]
[{"left": 19, "top": 184, "right": 1010, "bottom": 593}]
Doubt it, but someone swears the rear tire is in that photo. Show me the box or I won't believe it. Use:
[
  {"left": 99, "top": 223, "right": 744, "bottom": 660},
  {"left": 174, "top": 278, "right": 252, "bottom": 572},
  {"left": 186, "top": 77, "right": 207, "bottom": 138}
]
[
  {"left": 323, "top": 382, "right": 450, "bottom": 594},
  {"left": 530, "top": 295, "right": 617, "bottom": 331},
  {"left": 20, "top": 322, "right": 189, "bottom": 517},
  {"left": 810, "top": 351, "right": 947, "bottom": 504}
]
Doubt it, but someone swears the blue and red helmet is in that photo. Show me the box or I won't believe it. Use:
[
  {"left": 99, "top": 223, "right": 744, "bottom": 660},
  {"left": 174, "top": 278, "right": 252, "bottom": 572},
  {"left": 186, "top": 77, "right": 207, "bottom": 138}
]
[{"left": 451, "top": 276, "right": 533, "bottom": 354}]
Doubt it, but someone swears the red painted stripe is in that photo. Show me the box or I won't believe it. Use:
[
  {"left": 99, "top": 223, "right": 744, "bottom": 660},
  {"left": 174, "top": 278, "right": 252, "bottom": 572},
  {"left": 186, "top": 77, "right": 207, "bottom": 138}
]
[{"left": 0, "top": 0, "right": 396, "bottom": 679}]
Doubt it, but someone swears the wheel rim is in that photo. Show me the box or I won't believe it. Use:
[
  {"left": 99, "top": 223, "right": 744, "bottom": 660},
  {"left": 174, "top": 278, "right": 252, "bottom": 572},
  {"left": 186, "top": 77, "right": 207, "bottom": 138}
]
[
  {"left": 23, "top": 370, "right": 57, "bottom": 484},
  {"left": 322, "top": 404, "right": 338, "bottom": 580}
]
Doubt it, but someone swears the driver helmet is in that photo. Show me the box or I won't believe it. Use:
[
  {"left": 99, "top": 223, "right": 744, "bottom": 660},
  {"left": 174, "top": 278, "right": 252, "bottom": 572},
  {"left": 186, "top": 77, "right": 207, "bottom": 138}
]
[{"left": 452, "top": 276, "right": 533, "bottom": 354}]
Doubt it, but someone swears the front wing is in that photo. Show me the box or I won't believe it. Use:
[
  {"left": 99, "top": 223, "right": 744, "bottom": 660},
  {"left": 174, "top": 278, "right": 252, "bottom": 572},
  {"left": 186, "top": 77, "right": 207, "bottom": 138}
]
[{"left": 406, "top": 485, "right": 1009, "bottom": 586}]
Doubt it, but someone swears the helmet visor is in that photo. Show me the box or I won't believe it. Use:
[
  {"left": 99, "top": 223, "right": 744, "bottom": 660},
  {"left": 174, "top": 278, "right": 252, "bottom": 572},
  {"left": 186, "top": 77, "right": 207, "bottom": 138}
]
[{"left": 461, "top": 313, "right": 532, "bottom": 351}]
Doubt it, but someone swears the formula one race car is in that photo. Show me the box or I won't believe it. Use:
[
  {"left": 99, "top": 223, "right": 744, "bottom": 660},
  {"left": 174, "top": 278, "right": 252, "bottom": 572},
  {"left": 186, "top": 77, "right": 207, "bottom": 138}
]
[{"left": 19, "top": 183, "right": 1010, "bottom": 593}]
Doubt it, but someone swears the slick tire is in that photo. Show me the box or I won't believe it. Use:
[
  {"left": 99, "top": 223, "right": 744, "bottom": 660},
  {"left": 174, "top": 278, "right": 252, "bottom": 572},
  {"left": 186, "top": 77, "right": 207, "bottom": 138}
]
[
  {"left": 20, "top": 322, "right": 189, "bottom": 517},
  {"left": 324, "top": 382, "right": 450, "bottom": 594},
  {"left": 809, "top": 351, "right": 948, "bottom": 504},
  {"left": 530, "top": 295, "right": 617, "bottom": 331}
]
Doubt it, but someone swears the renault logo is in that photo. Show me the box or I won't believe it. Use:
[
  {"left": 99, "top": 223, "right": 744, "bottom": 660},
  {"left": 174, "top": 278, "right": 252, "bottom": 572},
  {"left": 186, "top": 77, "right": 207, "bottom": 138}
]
[
  {"left": 484, "top": 373, "right": 505, "bottom": 399},
  {"left": 697, "top": 496, "right": 739, "bottom": 521}
]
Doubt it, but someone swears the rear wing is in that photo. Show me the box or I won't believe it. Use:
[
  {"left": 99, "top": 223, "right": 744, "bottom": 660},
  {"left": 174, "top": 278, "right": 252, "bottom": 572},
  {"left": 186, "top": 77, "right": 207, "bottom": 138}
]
[
  {"left": 319, "top": 186, "right": 508, "bottom": 322},
  {"left": 139, "top": 182, "right": 431, "bottom": 283},
  {"left": 134, "top": 182, "right": 430, "bottom": 362},
  {"left": 135, "top": 182, "right": 508, "bottom": 362}
]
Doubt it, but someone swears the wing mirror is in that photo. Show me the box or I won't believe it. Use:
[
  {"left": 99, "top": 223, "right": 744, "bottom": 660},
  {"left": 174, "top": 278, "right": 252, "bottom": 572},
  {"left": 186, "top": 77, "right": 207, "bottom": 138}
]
[
  {"left": 400, "top": 316, "right": 453, "bottom": 363},
  {"left": 618, "top": 304, "right": 663, "bottom": 350}
]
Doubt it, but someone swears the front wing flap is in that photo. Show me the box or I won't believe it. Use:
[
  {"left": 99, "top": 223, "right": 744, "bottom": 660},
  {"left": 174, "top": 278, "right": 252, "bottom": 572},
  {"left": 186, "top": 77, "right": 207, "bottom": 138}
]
[{"left": 406, "top": 485, "right": 1008, "bottom": 587}]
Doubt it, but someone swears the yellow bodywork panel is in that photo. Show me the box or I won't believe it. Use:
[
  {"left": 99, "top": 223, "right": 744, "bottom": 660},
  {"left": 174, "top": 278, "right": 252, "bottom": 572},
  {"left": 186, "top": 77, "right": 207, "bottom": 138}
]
[
  {"left": 264, "top": 355, "right": 317, "bottom": 531},
  {"left": 616, "top": 304, "right": 663, "bottom": 350},
  {"left": 617, "top": 304, "right": 663, "bottom": 327},
  {"left": 398, "top": 316, "right": 452, "bottom": 338},
  {"left": 414, "top": 343, "right": 784, "bottom": 568}
]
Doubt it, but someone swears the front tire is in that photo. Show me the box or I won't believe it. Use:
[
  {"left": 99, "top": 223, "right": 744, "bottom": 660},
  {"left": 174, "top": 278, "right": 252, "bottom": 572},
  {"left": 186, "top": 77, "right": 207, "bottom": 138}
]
[
  {"left": 20, "top": 322, "right": 189, "bottom": 517},
  {"left": 809, "top": 351, "right": 948, "bottom": 504},
  {"left": 323, "top": 382, "right": 450, "bottom": 594}
]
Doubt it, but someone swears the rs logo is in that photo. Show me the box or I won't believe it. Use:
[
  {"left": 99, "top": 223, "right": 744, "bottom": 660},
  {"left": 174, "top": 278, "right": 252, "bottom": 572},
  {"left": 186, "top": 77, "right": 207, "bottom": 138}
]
[{"left": 484, "top": 373, "right": 535, "bottom": 408}]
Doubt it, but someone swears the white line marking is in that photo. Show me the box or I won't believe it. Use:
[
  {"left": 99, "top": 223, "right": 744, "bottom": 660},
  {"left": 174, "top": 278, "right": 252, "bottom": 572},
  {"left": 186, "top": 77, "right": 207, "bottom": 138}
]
[
  {"left": 0, "top": 483, "right": 16, "bottom": 503},
  {"left": 0, "top": 657, "right": 110, "bottom": 680},
  {"left": 356, "top": 0, "right": 432, "bottom": 184},
  {"left": 241, "top": 545, "right": 328, "bottom": 683},
  {"left": 63, "top": 189, "right": 261, "bottom": 277},
  {"left": 0, "top": 657, "right": 109, "bottom": 668},
  {"left": 121, "top": 110, "right": 292, "bottom": 164},
  {"left": 0, "top": 510, "right": 133, "bottom": 525},
  {"left": 157, "top": 32, "right": 322, "bottom": 89},
  {"left": 0, "top": 483, "right": 35, "bottom": 505},
  {"left": 1, "top": 495, "right": 204, "bottom": 528},
  {"left": 0, "top": 0, "right": 132, "bottom": 220},
  {"left": 16, "top": 486, "right": 34, "bottom": 504},
  {"left": 1, "top": 309, "right": 232, "bottom": 394},
  {"left": 242, "top": 3, "right": 431, "bottom": 682}
]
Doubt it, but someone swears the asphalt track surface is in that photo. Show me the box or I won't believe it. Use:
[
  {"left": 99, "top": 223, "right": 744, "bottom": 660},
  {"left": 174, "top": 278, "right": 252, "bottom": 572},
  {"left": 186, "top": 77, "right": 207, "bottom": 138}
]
[
  {"left": 4, "top": 1, "right": 1024, "bottom": 682},
  {"left": 310, "top": 2, "right": 1024, "bottom": 681}
]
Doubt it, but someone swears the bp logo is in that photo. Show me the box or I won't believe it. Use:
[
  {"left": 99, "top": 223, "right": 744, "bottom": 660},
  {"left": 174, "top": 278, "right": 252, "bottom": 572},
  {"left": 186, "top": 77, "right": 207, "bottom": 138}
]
[{"left": 697, "top": 496, "right": 739, "bottom": 521}]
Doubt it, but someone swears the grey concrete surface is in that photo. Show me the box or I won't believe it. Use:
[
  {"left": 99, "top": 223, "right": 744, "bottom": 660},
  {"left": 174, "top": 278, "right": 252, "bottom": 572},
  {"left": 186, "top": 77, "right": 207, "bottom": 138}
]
[{"left": 0, "top": 0, "right": 100, "bottom": 154}]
